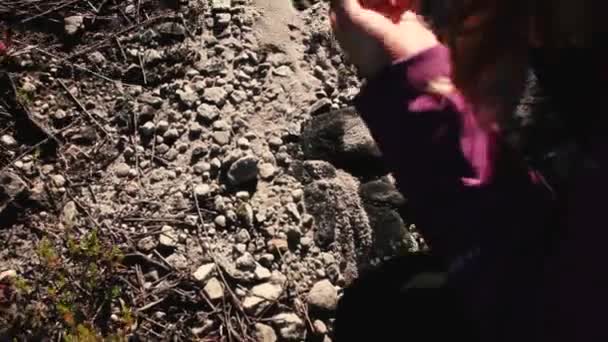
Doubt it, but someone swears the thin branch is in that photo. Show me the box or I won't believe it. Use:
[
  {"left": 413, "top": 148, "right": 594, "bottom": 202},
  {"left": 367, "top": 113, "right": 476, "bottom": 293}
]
[
  {"left": 57, "top": 79, "right": 109, "bottom": 135},
  {"left": 21, "top": 0, "right": 82, "bottom": 23}
]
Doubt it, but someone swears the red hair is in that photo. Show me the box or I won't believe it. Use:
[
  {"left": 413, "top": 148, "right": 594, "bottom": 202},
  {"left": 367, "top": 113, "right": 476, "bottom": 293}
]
[{"left": 441, "top": 0, "right": 605, "bottom": 125}]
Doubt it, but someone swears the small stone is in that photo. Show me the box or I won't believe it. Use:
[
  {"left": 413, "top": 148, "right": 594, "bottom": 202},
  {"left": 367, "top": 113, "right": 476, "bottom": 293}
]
[
  {"left": 164, "top": 148, "right": 179, "bottom": 161},
  {"left": 203, "top": 87, "right": 228, "bottom": 106},
  {"left": 308, "top": 280, "right": 338, "bottom": 311},
  {"left": 88, "top": 51, "right": 106, "bottom": 64},
  {"left": 194, "top": 184, "right": 211, "bottom": 198},
  {"left": 51, "top": 175, "right": 66, "bottom": 187},
  {"left": 236, "top": 253, "right": 256, "bottom": 271},
  {"left": 227, "top": 156, "right": 259, "bottom": 186},
  {"left": 286, "top": 227, "right": 302, "bottom": 246},
  {"left": 21, "top": 81, "right": 36, "bottom": 93},
  {"left": 211, "top": 0, "right": 231, "bottom": 11},
  {"left": 189, "top": 122, "right": 203, "bottom": 138},
  {"left": 163, "top": 128, "right": 180, "bottom": 142},
  {"left": 0, "top": 134, "right": 17, "bottom": 148},
  {"left": 143, "top": 49, "right": 163, "bottom": 65},
  {"left": 159, "top": 225, "right": 178, "bottom": 248},
  {"left": 53, "top": 109, "right": 67, "bottom": 121},
  {"left": 237, "top": 137, "right": 250, "bottom": 149},
  {"left": 185, "top": 215, "right": 199, "bottom": 226},
  {"left": 254, "top": 266, "right": 272, "bottom": 281},
  {"left": 230, "top": 90, "right": 247, "bottom": 104},
  {"left": 215, "top": 13, "right": 232, "bottom": 27},
  {"left": 300, "top": 237, "right": 313, "bottom": 249},
  {"left": 166, "top": 253, "right": 188, "bottom": 270},
  {"left": 251, "top": 282, "right": 282, "bottom": 301},
  {"left": 156, "top": 122, "right": 170, "bottom": 137},
  {"left": 291, "top": 189, "right": 304, "bottom": 202},
  {"left": 243, "top": 296, "right": 265, "bottom": 312},
  {"left": 234, "top": 243, "right": 247, "bottom": 255},
  {"left": 267, "top": 239, "right": 288, "bottom": 254},
  {"left": 193, "top": 263, "right": 216, "bottom": 282},
  {"left": 259, "top": 163, "right": 276, "bottom": 180},
  {"left": 191, "top": 145, "right": 208, "bottom": 160},
  {"left": 236, "top": 191, "right": 250, "bottom": 201},
  {"left": 157, "top": 22, "right": 186, "bottom": 38},
  {"left": 286, "top": 203, "right": 301, "bottom": 221},
  {"left": 259, "top": 253, "right": 275, "bottom": 267},
  {"left": 64, "top": 15, "right": 84, "bottom": 36},
  {"left": 214, "top": 215, "right": 227, "bottom": 228},
  {"left": 236, "top": 229, "right": 251, "bottom": 243},
  {"left": 313, "top": 320, "right": 328, "bottom": 335},
  {"left": 61, "top": 201, "right": 78, "bottom": 229},
  {"left": 156, "top": 143, "right": 170, "bottom": 155},
  {"left": 210, "top": 157, "right": 223, "bottom": 170},
  {"left": 310, "top": 98, "right": 332, "bottom": 116},
  {"left": 326, "top": 264, "right": 340, "bottom": 284},
  {"left": 255, "top": 323, "right": 277, "bottom": 342},
  {"left": 196, "top": 103, "right": 220, "bottom": 122},
  {"left": 212, "top": 131, "right": 231, "bottom": 146},
  {"left": 268, "top": 137, "right": 283, "bottom": 149},
  {"left": 204, "top": 277, "right": 225, "bottom": 300},
  {"left": 272, "top": 66, "right": 293, "bottom": 78},
  {"left": 140, "top": 121, "right": 155, "bottom": 136},
  {"left": 137, "top": 236, "right": 158, "bottom": 252},
  {"left": 139, "top": 93, "right": 163, "bottom": 108},
  {"left": 177, "top": 88, "right": 198, "bottom": 108},
  {"left": 272, "top": 313, "right": 306, "bottom": 341},
  {"left": 321, "top": 253, "right": 335, "bottom": 265},
  {"left": 213, "top": 120, "right": 231, "bottom": 131},
  {"left": 302, "top": 214, "right": 314, "bottom": 228}
]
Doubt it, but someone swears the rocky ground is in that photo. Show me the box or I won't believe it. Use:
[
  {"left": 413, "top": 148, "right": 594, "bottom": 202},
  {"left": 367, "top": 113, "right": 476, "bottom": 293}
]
[{"left": 0, "top": 0, "right": 425, "bottom": 340}]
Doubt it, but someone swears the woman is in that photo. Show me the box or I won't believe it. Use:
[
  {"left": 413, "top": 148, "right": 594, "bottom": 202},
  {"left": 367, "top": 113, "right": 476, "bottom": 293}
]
[{"left": 331, "top": 0, "right": 608, "bottom": 341}]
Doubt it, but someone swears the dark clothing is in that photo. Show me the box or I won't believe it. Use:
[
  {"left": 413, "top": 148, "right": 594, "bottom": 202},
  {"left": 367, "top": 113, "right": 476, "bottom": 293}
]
[
  {"left": 335, "top": 254, "right": 480, "bottom": 342},
  {"left": 336, "top": 44, "right": 608, "bottom": 341}
]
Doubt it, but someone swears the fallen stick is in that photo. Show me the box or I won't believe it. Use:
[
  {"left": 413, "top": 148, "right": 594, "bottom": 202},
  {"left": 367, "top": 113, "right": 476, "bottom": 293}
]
[
  {"left": 57, "top": 79, "right": 109, "bottom": 135},
  {"left": 21, "top": 0, "right": 82, "bottom": 23},
  {"left": 68, "top": 15, "right": 167, "bottom": 60}
]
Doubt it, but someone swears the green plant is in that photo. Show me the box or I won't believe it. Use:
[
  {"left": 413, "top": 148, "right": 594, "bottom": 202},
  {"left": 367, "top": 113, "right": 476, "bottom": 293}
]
[
  {"left": 19, "top": 231, "right": 130, "bottom": 339},
  {"left": 64, "top": 323, "right": 103, "bottom": 342},
  {"left": 37, "top": 237, "right": 60, "bottom": 268},
  {"left": 15, "top": 87, "right": 33, "bottom": 106},
  {"left": 13, "top": 276, "right": 32, "bottom": 294}
]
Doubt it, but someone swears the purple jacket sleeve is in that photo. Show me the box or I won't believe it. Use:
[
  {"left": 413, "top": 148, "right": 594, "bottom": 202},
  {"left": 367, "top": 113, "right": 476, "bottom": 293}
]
[{"left": 354, "top": 45, "right": 554, "bottom": 259}]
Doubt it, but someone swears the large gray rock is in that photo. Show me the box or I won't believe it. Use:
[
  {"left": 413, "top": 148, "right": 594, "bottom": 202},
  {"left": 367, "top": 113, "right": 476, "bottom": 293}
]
[
  {"left": 304, "top": 171, "right": 373, "bottom": 284},
  {"left": 288, "top": 160, "right": 337, "bottom": 185},
  {"left": 359, "top": 178, "right": 413, "bottom": 257},
  {"left": 300, "top": 107, "right": 386, "bottom": 177},
  {"left": 227, "top": 156, "right": 259, "bottom": 186}
]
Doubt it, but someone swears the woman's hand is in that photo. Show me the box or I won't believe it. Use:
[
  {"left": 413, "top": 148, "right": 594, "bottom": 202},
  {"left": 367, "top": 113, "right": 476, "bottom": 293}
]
[{"left": 330, "top": 0, "right": 439, "bottom": 78}]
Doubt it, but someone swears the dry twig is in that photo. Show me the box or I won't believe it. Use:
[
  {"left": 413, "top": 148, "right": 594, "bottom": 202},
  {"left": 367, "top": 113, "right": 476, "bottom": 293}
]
[{"left": 58, "top": 79, "right": 109, "bottom": 135}]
